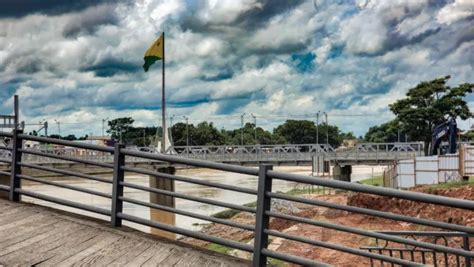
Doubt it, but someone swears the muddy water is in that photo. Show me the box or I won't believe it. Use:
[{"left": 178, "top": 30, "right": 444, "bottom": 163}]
[{"left": 21, "top": 165, "right": 385, "bottom": 234}]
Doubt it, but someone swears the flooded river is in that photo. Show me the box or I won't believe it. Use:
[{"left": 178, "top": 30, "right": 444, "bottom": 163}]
[{"left": 21, "top": 165, "right": 385, "bottom": 234}]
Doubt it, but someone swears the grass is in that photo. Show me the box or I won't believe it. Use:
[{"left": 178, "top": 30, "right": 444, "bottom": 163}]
[
  {"left": 211, "top": 201, "right": 257, "bottom": 219},
  {"left": 267, "top": 258, "right": 289, "bottom": 267},
  {"left": 425, "top": 176, "right": 474, "bottom": 192},
  {"left": 359, "top": 176, "right": 383, "bottom": 187},
  {"left": 207, "top": 243, "right": 233, "bottom": 254}
]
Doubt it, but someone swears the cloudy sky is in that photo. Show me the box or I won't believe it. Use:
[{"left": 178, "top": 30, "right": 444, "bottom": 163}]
[{"left": 0, "top": 0, "right": 473, "bottom": 137}]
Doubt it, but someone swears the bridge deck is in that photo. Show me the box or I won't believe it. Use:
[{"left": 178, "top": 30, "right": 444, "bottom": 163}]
[{"left": 0, "top": 199, "right": 249, "bottom": 266}]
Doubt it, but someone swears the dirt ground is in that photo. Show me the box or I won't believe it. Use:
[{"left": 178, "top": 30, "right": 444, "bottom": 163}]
[{"left": 181, "top": 185, "right": 474, "bottom": 266}]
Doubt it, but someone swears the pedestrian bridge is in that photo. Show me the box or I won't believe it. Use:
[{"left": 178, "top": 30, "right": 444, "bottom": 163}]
[
  {"left": 0, "top": 131, "right": 472, "bottom": 266},
  {"left": 168, "top": 143, "right": 424, "bottom": 165},
  {"left": 1, "top": 135, "right": 424, "bottom": 166}
]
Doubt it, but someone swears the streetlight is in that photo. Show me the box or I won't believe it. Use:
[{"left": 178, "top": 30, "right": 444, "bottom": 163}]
[
  {"left": 316, "top": 111, "right": 320, "bottom": 145},
  {"left": 240, "top": 113, "right": 246, "bottom": 146},
  {"left": 323, "top": 112, "right": 328, "bottom": 145},
  {"left": 102, "top": 117, "right": 109, "bottom": 136},
  {"left": 182, "top": 116, "right": 189, "bottom": 149},
  {"left": 250, "top": 113, "right": 257, "bottom": 144},
  {"left": 53, "top": 119, "right": 61, "bottom": 138}
]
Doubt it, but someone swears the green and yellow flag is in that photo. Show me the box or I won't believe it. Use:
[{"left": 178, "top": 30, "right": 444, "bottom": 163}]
[{"left": 143, "top": 33, "right": 163, "bottom": 72}]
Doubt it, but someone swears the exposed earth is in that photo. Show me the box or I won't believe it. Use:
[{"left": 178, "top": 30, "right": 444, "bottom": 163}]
[{"left": 180, "top": 183, "right": 474, "bottom": 266}]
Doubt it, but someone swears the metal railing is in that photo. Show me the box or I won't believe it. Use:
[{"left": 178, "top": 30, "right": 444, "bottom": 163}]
[
  {"left": 0, "top": 130, "right": 472, "bottom": 266},
  {"left": 169, "top": 142, "right": 424, "bottom": 163},
  {"left": 361, "top": 231, "right": 472, "bottom": 266}
]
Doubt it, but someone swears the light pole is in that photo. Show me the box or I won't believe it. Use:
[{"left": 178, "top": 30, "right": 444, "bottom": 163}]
[
  {"left": 316, "top": 111, "right": 320, "bottom": 145},
  {"left": 102, "top": 118, "right": 109, "bottom": 136},
  {"left": 182, "top": 116, "right": 189, "bottom": 148},
  {"left": 323, "top": 112, "right": 328, "bottom": 145},
  {"left": 54, "top": 119, "right": 61, "bottom": 138},
  {"left": 250, "top": 113, "right": 257, "bottom": 144},
  {"left": 240, "top": 113, "right": 246, "bottom": 146}
]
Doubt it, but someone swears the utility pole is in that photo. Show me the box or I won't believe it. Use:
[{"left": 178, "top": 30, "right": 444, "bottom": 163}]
[
  {"left": 251, "top": 113, "right": 257, "bottom": 144},
  {"left": 316, "top": 111, "right": 320, "bottom": 145},
  {"left": 323, "top": 112, "right": 328, "bottom": 145},
  {"left": 241, "top": 114, "right": 244, "bottom": 145},
  {"left": 102, "top": 117, "right": 109, "bottom": 136},
  {"left": 54, "top": 119, "right": 61, "bottom": 138}
]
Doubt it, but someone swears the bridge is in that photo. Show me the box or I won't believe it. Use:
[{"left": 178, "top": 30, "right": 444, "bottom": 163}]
[
  {"left": 168, "top": 142, "right": 424, "bottom": 165},
  {"left": 0, "top": 130, "right": 473, "bottom": 266},
  {"left": 1, "top": 135, "right": 423, "bottom": 167}
]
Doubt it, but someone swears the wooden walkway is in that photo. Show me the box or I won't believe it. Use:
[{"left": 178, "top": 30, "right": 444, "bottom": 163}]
[{"left": 0, "top": 199, "right": 249, "bottom": 266}]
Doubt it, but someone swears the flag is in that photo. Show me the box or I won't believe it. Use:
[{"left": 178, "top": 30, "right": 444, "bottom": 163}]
[{"left": 143, "top": 33, "right": 163, "bottom": 72}]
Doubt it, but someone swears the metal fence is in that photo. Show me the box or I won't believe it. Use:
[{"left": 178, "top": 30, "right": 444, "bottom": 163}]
[
  {"left": 0, "top": 130, "right": 473, "bottom": 266},
  {"left": 385, "top": 146, "right": 473, "bottom": 189}
]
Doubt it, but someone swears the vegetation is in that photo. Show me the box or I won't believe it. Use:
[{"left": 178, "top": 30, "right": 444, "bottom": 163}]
[
  {"left": 425, "top": 177, "right": 474, "bottom": 192},
  {"left": 207, "top": 243, "right": 233, "bottom": 254},
  {"left": 366, "top": 76, "right": 473, "bottom": 154},
  {"left": 211, "top": 201, "right": 257, "bottom": 219},
  {"left": 104, "top": 117, "right": 354, "bottom": 147},
  {"left": 359, "top": 176, "right": 383, "bottom": 187}
]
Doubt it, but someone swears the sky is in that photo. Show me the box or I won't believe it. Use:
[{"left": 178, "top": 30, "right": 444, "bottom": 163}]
[{"left": 0, "top": 0, "right": 473, "bottom": 137}]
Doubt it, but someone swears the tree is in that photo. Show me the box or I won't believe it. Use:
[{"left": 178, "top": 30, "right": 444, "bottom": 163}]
[
  {"left": 107, "top": 117, "right": 134, "bottom": 142},
  {"left": 191, "top": 122, "right": 225, "bottom": 145},
  {"left": 274, "top": 120, "right": 344, "bottom": 147},
  {"left": 389, "top": 76, "right": 473, "bottom": 155},
  {"left": 364, "top": 121, "right": 400, "bottom": 143},
  {"left": 275, "top": 120, "right": 316, "bottom": 144}
]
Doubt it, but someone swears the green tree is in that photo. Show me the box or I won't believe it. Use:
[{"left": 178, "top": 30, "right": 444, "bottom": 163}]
[
  {"left": 364, "top": 121, "right": 400, "bottom": 143},
  {"left": 107, "top": 117, "right": 134, "bottom": 142},
  {"left": 274, "top": 120, "right": 343, "bottom": 147},
  {"left": 389, "top": 76, "right": 473, "bottom": 155},
  {"left": 192, "top": 122, "right": 225, "bottom": 145}
]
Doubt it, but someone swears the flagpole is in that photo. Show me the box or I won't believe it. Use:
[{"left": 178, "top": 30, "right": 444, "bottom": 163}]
[{"left": 161, "top": 32, "right": 166, "bottom": 153}]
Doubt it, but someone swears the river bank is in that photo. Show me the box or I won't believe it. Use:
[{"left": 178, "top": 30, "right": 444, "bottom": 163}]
[{"left": 180, "top": 181, "right": 474, "bottom": 266}]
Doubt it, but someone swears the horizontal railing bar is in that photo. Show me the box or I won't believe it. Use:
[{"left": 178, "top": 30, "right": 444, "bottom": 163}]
[
  {"left": 266, "top": 211, "right": 474, "bottom": 257},
  {"left": 360, "top": 246, "right": 433, "bottom": 252},
  {"left": 268, "top": 192, "right": 474, "bottom": 234},
  {"left": 121, "top": 181, "right": 256, "bottom": 213},
  {"left": 19, "top": 134, "right": 115, "bottom": 153},
  {"left": 120, "top": 196, "right": 255, "bottom": 231},
  {"left": 19, "top": 162, "right": 112, "bottom": 184},
  {"left": 15, "top": 188, "right": 111, "bottom": 216},
  {"left": 19, "top": 148, "right": 114, "bottom": 168},
  {"left": 0, "top": 146, "right": 12, "bottom": 151},
  {"left": 378, "top": 231, "right": 472, "bottom": 237},
  {"left": 0, "top": 184, "right": 9, "bottom": 191},
  {"left": 267, "top": 171, "right": 474, "bottom": 210},
  {"left": 0, "top": 170, "right": 10, "bottom": 176},
  {"left": 261, "top": 249, "right": 329, "bottom": 266},
  {"left": 264, "top": 229, "right": 424, "bottom": 266},
  {"left": 121, "top": 148, "right": 259, "bottom": 176},
  {"left": 0, "top": 158, "right": 11, "bottom": 164},
  {"left": 117, "top": 212, "right": 254, "bottom": 252},
  {"left": 121, "top": 166, "right": 257, "bottom": 195},
  {"left": 18, "top": 174, "right": 112, "bottom": 199},
  {"left": 0, "top": 131, "right": 13, "bottom": 137}
]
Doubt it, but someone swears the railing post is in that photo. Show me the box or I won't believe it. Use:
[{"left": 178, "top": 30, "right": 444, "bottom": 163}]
[
  {"left": 463, "top": 236, "right": 471, "bottom": 267},
  {"left": 253, "top": 164, "right": 273, "bottom": 266},
  {"left": 9, "top": 129, "right": 23, "bottom": 202},
  {"left": 111, "top": 143, "right": 125, "bottom": 227}
]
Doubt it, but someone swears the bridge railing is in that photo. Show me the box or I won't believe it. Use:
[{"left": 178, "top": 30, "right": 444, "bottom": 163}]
[
  {"left": 170, "top": 142, "right": 424, "bottom": 163},
  {"left": 0, "top": 130, "right": 473, "bottom": 266}
]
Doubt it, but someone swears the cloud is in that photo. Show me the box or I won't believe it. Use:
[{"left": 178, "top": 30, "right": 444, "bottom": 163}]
[
  {"left": 0, "top": 0, "right": 473, "bottom": 137},
  {"left": 0, "top": 0, "right": 120, "bottom": 18}
]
